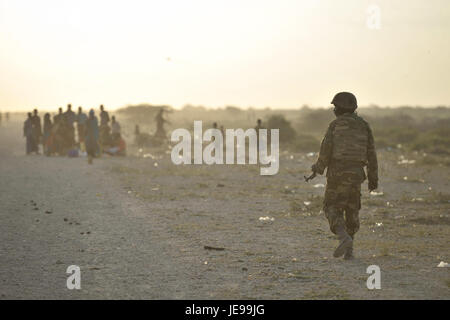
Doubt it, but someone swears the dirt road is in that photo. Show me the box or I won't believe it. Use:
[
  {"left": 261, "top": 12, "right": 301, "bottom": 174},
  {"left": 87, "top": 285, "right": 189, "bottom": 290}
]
[{"left": 0, "top": 119, "right": 449, "bottom": 299}]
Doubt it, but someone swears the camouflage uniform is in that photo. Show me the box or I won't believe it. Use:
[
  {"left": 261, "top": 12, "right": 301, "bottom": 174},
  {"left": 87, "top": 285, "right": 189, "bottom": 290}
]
[{"left": 313, "top": 113, "right": 378, "bottom": 237}]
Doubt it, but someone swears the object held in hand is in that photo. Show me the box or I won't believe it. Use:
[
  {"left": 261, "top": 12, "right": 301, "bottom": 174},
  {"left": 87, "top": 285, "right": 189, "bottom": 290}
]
[{"left": 304, "top": 172, "right": 316, "bottom": 182}]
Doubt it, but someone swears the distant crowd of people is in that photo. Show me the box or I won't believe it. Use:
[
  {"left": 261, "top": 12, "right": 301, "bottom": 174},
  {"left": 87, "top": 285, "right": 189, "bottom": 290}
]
[
  {"left": 21, "top": 105, "right": 266, "bottom": 164},
  {"left": 23, "top": 104, "right": 126, "bottom": 164}
]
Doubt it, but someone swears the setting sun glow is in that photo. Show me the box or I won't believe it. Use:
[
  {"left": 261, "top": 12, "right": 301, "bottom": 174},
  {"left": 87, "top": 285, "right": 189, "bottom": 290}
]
[{"left": 1, "top": 0, "right": 449, "bottom": 110}]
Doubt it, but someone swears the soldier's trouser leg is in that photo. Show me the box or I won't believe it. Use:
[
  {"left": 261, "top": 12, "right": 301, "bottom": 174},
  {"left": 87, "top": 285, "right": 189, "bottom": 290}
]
[
  {"left": 324, "top": 181, "right": 347, "bottom": 234},
  {"left": 324, "top": 181, "right": 361, "bottom": 257},
  {"left": 324, "top": 205, "right": 352, "bottom": 257},
  {"left": 325, "top": 205, "right": 353, "bottom": 258},
  {"left": 343, "top": 201, "right": 360, "bottom": 259},
  {"left": 343, "top": 212, "right": 357, "bottom": 260},
  {"left": 324, "top": 182, "right": 361, "bottom": 234},
  {"left": 344, "top": 184, "right": 361, "bottom": 236},
  {"left": 324, "top": 206, "right": 346, "bottom": 235},
  {"left": 344, "top": 208, "right": 360, "bottom": 237}
]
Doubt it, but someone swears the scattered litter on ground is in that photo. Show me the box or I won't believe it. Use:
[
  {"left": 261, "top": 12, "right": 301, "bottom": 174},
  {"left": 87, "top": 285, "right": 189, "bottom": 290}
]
[
  {"left": 313, "top": 184, "right": 325, "bottom": 188},
  {"left": 303, "top": 201, "right": 311, "bottom": 206},
  {"left": 370, "top": 191, "right": 384, "bottom": 196},
  {"left": 403, "top": 176, "right": 408, "bottom": 181},
  {"left": 154, "top": 162, "right": 158, "bottom": 167},
  {"left": 412, "top": 197, "right": 424, "bottom": 202},
  {"left": 375, "top": 222, "right": 383, "bottom": 227},
  {"left": 398, "top": 155, "right": 416, "bottom": 165},
  {"left": 259, "top": 216, "right": 275, "bottom": 222},
  {"left": 151, "top": 187, "right": 159, "bottom": 191},
  {"left": 437, "top": 261, "right": 449, "bottom": 268},
  {"left": 204, "top": 246, "right": 225, "bottom": 251},
  {"left": 89, "top": 267, "right": 101, "bottom": 270},
  {"left": 398, "top": 159, "right": 416, "bottom": 165}
]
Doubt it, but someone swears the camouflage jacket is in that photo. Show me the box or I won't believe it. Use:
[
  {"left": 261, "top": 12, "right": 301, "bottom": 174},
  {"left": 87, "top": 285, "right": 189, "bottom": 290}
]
[{"left": 313, "top": 113, "right": 378, "bottom": 185}]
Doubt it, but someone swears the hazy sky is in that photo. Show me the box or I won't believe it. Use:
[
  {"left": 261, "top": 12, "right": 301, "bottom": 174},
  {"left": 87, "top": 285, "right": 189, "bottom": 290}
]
[{"left": 1, "top": 0, "right": 449, "bottom": 111}]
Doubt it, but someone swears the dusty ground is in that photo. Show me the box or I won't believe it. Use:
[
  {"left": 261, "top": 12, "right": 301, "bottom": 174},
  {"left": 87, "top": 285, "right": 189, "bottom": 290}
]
[{"left": 0, "top": 119, "right": 449, "bottom": 299}]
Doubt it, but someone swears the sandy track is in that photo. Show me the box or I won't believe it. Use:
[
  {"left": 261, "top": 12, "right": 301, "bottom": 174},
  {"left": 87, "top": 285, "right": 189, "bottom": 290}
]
[{"left": 0, "top": 122, "right": 198, "bottom": 299}]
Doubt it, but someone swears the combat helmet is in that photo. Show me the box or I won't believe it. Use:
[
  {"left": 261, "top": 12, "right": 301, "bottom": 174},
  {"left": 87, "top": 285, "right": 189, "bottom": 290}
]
[{"left": 331, "top": 92, "right": 357, "bottom": 111}]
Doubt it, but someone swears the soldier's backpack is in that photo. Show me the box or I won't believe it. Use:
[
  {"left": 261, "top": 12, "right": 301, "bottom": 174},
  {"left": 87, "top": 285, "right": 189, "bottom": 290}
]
[{"left": 331, "top": 114, "right": 369, "bottom": 163}]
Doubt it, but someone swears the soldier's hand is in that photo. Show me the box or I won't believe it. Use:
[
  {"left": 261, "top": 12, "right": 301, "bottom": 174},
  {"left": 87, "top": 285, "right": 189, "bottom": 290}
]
[{"left": 369, "top": 180, "right": 378, "bottom": 192}]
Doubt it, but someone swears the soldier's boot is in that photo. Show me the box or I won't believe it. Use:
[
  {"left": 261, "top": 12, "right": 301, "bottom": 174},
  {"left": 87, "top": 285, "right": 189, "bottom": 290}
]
[
  {"left": 344, "top": 235, "right": 354, "bottom": 260},
  {"left": 333, "top": 226, "right": 353, "bottom": 258}
]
